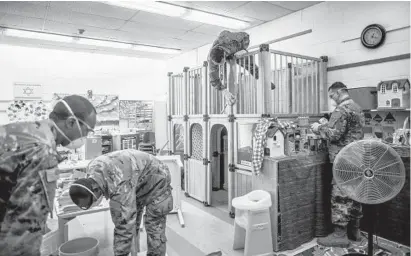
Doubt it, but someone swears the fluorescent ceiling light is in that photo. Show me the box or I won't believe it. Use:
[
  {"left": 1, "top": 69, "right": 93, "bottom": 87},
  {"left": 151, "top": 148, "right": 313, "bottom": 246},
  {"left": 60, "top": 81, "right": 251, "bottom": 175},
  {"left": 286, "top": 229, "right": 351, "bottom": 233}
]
[
  {"left": 185, "top": 10, "right": 249, "bottom": 29},
  {"left": 3, "top": 28, "right": 73, "bottom": 43},
  {"left": 1, "top": 27, "right": 181, "bottom": 54},
  {"left": 104, "top": 1, "right": 250, "bottom": 29},
  {"left": 105, "top": 1, "right": 186, "bottom": 17},
  {"left": 132, "top": 44, "right": 180, "bottom": 54},
  {"left": 77, "top": 38, "right": 132, "bottom": 49}
]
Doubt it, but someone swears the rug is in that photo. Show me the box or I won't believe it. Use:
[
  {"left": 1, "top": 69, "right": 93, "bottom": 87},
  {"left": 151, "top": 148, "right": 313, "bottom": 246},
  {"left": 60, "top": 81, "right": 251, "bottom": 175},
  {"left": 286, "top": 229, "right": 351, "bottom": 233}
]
[{"left": 292, "top": 238, "right": 410, "bottom": 256}]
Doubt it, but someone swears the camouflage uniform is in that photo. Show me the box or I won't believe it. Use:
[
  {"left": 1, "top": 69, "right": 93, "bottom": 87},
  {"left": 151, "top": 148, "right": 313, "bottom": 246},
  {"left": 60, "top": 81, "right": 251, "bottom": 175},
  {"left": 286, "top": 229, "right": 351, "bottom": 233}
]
[
  {"left": 87, "top": 149, "right": 173, "bottom": 256},
  {"left": 0, "top": 121, "right": 63, "bottom": 256},
  {"left": 318, "top": 98, "right": 365, "bottom": 227}
]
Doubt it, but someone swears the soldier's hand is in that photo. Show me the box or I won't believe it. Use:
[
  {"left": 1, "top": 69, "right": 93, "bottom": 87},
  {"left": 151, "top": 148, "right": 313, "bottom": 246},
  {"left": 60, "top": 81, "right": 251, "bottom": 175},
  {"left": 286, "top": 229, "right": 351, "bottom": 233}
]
[{"left": 311, "top": 122, "right": 321, "bottom": 132}]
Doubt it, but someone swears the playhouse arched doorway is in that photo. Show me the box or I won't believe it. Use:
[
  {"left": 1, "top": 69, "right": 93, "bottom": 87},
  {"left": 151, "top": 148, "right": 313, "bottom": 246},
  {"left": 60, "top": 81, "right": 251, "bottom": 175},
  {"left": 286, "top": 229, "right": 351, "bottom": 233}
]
[{"left": 210, "top": 124, "right": 228, "bottom": 211}]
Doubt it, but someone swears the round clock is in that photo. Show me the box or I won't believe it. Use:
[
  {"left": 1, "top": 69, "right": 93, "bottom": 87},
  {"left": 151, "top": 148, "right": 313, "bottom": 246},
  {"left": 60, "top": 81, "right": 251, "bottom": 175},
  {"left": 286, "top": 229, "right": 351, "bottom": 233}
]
[{"left": 361, "top": 24, "right": 386, "bottom": 49}]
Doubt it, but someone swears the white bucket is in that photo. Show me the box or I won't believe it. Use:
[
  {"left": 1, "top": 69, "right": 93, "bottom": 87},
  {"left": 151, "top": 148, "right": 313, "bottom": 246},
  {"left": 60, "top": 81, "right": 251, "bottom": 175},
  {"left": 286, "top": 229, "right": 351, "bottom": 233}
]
[{"left": 59, "top": 237, "right": 99, "bottom": 256}]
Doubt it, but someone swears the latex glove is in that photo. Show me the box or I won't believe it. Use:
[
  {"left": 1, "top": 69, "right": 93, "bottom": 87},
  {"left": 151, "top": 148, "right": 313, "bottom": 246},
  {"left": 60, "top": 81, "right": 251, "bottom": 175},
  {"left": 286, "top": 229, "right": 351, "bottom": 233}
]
[
  {"left": 223, "top": 89, "right": 236, "bottom": 106},
  {"left": 311, "top": 122, "right": 321, "bottom": 132},
  {"left": 319, "top": 117, "right": 328, "bottom": 125}
]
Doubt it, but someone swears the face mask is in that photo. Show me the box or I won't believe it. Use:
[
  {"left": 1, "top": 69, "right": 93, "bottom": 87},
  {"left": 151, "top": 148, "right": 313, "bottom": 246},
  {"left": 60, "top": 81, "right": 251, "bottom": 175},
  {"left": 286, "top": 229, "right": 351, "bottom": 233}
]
[
  {"left": 53, "top": 99, "right": 88, "bottom": 149},
  {"left": 71, "top": 183, "right": 102, "bottom": 210}
]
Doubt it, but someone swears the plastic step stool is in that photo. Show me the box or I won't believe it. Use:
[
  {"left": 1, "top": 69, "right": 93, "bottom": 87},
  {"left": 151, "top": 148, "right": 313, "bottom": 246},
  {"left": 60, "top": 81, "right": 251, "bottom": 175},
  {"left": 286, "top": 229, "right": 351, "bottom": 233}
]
[{"left": 232, "top": 190, "right": 274, "bottom": 256}]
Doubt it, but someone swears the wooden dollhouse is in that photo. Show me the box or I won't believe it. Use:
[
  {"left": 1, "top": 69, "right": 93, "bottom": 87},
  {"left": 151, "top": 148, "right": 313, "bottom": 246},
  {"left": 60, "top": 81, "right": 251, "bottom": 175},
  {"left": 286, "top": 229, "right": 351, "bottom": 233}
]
[
  {"left": 166, "top": 44, "right": 329, "bottom": 216},
  {"left": 377, "top": 79, "right": 410, "bottom": 109}
]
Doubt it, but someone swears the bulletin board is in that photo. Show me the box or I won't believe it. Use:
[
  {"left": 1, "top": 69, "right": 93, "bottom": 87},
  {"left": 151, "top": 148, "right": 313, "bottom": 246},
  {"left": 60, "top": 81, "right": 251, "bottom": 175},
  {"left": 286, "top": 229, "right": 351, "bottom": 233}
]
[
  {"left": 6, "top": 100, "right": 49, "bottom": 123},
  {"left": 119, "top": 100, "right": 153, "bottom": 130},
  {"left": 52, "top": 93, "right": 120, "bottom": 126}
]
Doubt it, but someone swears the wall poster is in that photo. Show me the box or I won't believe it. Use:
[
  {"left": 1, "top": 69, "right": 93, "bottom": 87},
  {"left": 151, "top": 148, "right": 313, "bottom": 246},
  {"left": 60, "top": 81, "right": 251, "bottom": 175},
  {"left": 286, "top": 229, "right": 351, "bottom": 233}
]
[
  {"left": 119, "top": 100, "right": 153, "bottom": 130},
  {"left": 52, "top": 93, "right": 120, "bottom": 126}
]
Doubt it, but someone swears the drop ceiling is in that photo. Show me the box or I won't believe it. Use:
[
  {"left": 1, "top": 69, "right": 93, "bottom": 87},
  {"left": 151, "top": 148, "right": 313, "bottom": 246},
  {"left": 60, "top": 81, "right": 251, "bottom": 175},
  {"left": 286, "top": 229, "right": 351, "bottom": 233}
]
[{"left": 0, "top": 1, "right": 321, "bottom": 59}]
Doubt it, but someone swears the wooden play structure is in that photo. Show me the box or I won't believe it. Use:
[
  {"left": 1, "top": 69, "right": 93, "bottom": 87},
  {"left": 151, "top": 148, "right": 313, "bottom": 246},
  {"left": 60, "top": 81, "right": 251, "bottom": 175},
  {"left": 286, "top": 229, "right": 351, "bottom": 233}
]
[{"left": 166, "top": 44, "right": 329, "bottom": 217}]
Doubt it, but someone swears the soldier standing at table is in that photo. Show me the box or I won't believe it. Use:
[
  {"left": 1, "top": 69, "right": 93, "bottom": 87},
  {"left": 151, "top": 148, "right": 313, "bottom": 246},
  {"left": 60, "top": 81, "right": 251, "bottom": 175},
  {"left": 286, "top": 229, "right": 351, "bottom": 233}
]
[
  {"left": 311, "top": 82, "right": 365, "bottom": 247},
  {"left": 69, "top": 149, "right": 173, "bottom": 256},
  {"left": 0, "top": 95, "right": 97, "bottom": 256}
]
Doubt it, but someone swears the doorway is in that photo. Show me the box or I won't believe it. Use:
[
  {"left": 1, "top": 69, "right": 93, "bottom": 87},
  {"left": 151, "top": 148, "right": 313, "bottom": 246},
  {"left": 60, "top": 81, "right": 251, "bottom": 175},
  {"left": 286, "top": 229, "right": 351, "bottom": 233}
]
[{"left": 210, "top": 124, "right": 228, "bottom": 212}]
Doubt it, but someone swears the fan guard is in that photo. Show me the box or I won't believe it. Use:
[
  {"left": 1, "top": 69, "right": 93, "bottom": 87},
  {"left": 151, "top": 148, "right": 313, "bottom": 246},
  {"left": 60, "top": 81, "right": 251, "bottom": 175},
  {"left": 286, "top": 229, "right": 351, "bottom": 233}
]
[{"left": 333, "top": 140, "right": 406, "bottom": 205}]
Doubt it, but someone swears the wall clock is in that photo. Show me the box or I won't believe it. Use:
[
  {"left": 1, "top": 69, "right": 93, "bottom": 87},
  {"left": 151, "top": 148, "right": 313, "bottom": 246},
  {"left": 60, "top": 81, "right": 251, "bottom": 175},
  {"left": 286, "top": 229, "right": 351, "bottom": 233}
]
[{"left": 361, "top": 24, "right": 386, "bottom": 49}]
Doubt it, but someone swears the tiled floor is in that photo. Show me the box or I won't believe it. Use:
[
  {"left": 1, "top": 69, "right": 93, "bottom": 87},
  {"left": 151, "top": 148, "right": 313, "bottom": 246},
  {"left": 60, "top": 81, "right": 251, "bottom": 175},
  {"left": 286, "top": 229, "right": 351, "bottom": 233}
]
[{"left": 49, "top": 192, "right": 318, "bottom": 256}]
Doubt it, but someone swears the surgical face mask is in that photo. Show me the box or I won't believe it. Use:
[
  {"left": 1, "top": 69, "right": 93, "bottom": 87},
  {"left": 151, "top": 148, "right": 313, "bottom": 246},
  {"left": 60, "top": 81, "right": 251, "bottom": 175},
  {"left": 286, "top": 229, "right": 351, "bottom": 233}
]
[
  {"left": 71, "top": 183, "right": 102, "bottom": 210},
  {"left": 53, "top": 99, "right": 93, "bottom": 149}
]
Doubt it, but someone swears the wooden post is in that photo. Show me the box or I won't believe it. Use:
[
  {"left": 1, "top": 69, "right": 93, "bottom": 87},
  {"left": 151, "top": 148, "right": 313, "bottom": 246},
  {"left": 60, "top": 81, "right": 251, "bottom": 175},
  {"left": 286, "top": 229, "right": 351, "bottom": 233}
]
[
  {"left": 201, "top": 61, "right": 211, "bottom": 204},
  {"left": 202, "top": 61, "right": 208, "bottom": 116},
  {"left": 225, "top": 58, "right": 237, "bottom": 214},
  {"left": 183, "top": 67, "right": 189, "bottom": 116},
  {"left": 167, "top": 72, "right": 173, "bottom": 153},
  {"left": 319, "top": 56, "right": 329, "bottom": 113},
  {"left": 257, "top": 44, "right": 271, "bottom": 114},
  {"left": 182, "top": 67, "right": 189, "bottom": 193}
]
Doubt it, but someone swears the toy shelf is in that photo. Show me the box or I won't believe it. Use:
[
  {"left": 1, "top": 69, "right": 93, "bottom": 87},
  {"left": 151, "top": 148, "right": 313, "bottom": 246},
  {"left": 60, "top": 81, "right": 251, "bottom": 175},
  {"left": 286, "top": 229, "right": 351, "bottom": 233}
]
[{"left": 370, "top": 108, "right": 410, "bottom": 112}]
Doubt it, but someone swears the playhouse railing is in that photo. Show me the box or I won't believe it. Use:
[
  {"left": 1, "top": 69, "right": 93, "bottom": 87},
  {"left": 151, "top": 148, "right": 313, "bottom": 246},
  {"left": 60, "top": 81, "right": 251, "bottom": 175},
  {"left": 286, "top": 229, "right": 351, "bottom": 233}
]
[
  {"left": 168, "top": 72, "right": 185, "bottom": 116},
  {"left": 208, "top": 62, "right": 227, "bottom": 115},
  {"left": 233, "top": 50, "right": 260, "bottom": 115},
  {"left": 187, "top": 66, "right": 204, "bottom": 115},
  {"left": 168, "top": 44, "right": 328, "bottom": 117},
  {"left": 269, "top": 50, "right": 323, "bottom": 114}
]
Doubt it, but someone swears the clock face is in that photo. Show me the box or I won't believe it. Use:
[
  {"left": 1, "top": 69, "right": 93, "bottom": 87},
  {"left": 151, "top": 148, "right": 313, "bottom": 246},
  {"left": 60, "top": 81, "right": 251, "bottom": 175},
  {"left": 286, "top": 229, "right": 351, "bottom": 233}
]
[
  {"left": 363, "top": 28, "right": 382, "bottom": 45},
  {"left": 361, "top": 24, "right": 386, "bottom": 48}
]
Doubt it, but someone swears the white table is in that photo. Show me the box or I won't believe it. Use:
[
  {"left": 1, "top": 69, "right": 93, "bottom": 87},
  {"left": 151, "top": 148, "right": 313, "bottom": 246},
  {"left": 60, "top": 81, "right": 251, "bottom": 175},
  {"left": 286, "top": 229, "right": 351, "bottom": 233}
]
[{"left": 58, "top": 160, "right": 91, "bottom": 173}]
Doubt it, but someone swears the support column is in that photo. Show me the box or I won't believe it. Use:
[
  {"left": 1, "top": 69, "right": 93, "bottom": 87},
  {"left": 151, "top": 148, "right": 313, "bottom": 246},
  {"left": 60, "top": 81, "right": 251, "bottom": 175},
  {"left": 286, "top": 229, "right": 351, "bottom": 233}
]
[
  {"left": 182, "top": 67, "right": 190, "bottom": 194},
  {"left": 319, "top": 56, "right": 329, "bottom": 113},
  {"left": 257, "top": 44, "right": 271, "bottom": 114},
  {"left": 226, "top": 58, "right": 237, "bottom": 216},
  {"left": 201, "top": 61, "right": 211, "bottom": 205},
  {"left": 202, "top": 61, "right": 208, "bottom": 116},
  {"left": 167, "top": 72, "right": 173, "bottom": 154}
]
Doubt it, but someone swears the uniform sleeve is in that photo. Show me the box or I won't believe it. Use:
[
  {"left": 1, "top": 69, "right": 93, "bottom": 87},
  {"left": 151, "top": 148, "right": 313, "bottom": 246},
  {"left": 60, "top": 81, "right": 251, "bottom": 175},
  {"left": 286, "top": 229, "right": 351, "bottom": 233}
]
[
  {"left": 109, "top": 181, "right": 137, "bottom": 256},
  {"left": 318, "top": 109, "right": 348, "bottom": 142}
]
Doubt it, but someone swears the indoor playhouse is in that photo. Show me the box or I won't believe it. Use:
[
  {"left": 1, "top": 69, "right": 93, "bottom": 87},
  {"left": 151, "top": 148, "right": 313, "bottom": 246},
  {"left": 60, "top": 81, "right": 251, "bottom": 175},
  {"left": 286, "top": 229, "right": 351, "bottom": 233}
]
[{"left": 166, "top": 44, "right": 328, "bottom": 212}]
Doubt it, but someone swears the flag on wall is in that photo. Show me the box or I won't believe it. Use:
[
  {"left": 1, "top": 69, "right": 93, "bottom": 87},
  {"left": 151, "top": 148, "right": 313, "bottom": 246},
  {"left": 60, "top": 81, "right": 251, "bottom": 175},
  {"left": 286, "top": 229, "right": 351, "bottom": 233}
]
[{"left": 13, "top": 83, "right": 43, "bottom": 100}]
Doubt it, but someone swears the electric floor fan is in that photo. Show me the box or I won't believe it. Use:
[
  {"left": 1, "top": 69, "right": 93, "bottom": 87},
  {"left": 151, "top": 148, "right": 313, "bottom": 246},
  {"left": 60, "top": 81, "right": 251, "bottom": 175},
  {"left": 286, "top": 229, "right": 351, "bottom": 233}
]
[{"left": 333, "top": 139, "right": 406, "bottom": 256}]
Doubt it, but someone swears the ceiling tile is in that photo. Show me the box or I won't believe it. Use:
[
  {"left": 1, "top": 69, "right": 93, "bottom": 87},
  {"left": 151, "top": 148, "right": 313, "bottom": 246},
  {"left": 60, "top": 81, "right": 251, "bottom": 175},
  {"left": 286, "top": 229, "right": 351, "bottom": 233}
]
[
  {"left": 231, "top": 2, "right": 292, "bottom": 21},
  {"left": 0, "top": 13, "right": 44, "bottom": 30},
  {"left": 49, "top": 1, "right": 137, "bottom": 20},
  {"left": 43, "top": 20, "right": 118, "bottom": 38},
  {"left": 176, "top": 31, "right": 215, "bottom": 43},
  {"left": 44, "top": 7, "right": 72, "bottom": 24},
  {"left": 69, "top": 11, "right": 126, "bottom": 30},
  {"left": 190, "top": 24, "right": 227, "bottom": 36},
  {"left": 120, "top": 21, "right": 188, "bottom": 38},
  {"left": 130, "top": 11, "right": 202, "bottom": 31},
  {"left": 0, "top": 1, "right": 48, "bottom": 19},
  {"left": 266, "top": 1, "right": 321, "bottom": 11},
  {"left": 171, "top": 1, "right": 254, "bottom": 22},
  {"left": 45, "top": 7, "right": 126, "bottom": 30},
  {"left": 189, "top": 1, "right": 249, "bottom": 12}
]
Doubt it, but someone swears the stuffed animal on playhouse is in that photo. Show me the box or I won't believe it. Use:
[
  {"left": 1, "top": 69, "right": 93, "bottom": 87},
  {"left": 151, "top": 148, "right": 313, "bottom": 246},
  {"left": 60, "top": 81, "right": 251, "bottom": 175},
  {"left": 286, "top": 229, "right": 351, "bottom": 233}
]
[{"left": 208, "top": 30, "right": 276, "bottom": 103}]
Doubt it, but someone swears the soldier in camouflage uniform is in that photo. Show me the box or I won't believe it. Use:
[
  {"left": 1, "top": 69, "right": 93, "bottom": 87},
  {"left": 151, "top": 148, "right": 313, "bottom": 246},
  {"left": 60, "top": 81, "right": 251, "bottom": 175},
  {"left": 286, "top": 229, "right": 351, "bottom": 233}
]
[
  {"left": 69, "top": 149, "right": 173, "bottom": 256},
  {"left": 311, "top": 82, "right": 365, "bottom": 247},
  {"left": 0, "top": 95, "right": 97, "bottom": 256}
]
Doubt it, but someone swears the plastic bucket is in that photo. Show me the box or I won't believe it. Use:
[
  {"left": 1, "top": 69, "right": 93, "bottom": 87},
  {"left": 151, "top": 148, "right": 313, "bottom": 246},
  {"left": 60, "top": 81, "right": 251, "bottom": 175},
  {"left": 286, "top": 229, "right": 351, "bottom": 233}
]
[{"left": 59, "top": 237, "right": 99, "bottom": 256}]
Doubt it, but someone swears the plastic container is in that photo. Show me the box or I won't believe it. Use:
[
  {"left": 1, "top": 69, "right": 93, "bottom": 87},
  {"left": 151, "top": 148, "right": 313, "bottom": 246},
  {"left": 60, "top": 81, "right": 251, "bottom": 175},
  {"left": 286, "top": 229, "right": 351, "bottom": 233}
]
[
  {"left": 58, "top": 237, "right": 99, "bottom": 256},
  {"left": 347, "top": 87, "right": 378, "bottom": 110}
]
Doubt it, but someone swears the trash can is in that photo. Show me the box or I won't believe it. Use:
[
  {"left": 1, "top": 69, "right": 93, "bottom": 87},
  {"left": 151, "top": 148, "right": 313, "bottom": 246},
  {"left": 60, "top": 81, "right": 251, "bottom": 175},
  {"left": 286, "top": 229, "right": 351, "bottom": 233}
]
[{"left": 58, "top": 237, "right": 99, "bottom": 256}]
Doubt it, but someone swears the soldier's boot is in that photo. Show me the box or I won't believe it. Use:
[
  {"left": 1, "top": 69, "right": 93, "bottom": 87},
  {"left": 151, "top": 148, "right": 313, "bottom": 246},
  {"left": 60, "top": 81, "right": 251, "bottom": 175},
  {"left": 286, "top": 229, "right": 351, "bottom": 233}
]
[
  {"left": 317, "top": 226, "right": 350, "bottom": 248},
  {"left": 347, "top": 215, "right": 364, "bottom": 242}
]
